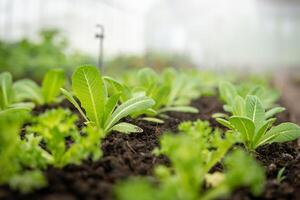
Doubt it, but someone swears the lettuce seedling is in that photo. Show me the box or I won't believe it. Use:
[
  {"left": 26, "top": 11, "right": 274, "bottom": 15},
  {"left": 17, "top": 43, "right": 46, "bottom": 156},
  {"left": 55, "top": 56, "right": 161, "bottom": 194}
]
[
  {"left": 104, "top": 68, "right": 199, "bottom": 123},
  {"left": 0, "top": 109, "right": 47, "bottom": 193},
  {"left": 115, "top": 120, "right": 265, "bottom": 200},
  {"left": 13, "top": 68, "right": 65, "bottom": 105},
  {"left": 216, "top": 95, "right": 300, "bottom": 150},
  {"left": 219, "top": 81, "right": 283, "bottom": 115},
  {"left": 27, "top": 108, "right": 104, "bottom": 167},
  {"left": 0, "top": 72, "right": 34, "bottom": 112},
  {"left": 61, "top": 65, "right": 154, "bottom": 134}
]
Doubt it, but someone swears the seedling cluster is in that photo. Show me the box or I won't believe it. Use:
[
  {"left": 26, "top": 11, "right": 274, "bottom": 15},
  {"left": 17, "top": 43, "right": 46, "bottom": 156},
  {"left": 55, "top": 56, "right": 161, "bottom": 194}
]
[{"left": 0, "top": 65, "right": 299, "bottom": 199}]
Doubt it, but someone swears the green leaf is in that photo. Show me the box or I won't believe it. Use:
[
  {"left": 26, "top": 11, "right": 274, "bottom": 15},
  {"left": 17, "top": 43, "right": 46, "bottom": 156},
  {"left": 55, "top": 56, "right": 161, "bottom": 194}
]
[
  {"left": 9, "top": 170, "right": 47, "bottom": 194},
  {"left": 265, "top": 123, "right": 300, "bottom": 144},
  {"left": 159, "top": 106, "right": 198, "bottom": 113},
  {"left": 229, "top": 116, "right": 255, "bottom": 142},
  {"left": 248, "top": 86, "right": 263, "bottom": 96},
  {"left": 265, "top": 107, "right": 285, "bottom": 119},
  {"left": 219, "top": 81, "right": 237, "bottom": 104},
  {"left": 253, "top": 118, "right": 276, "bottom": 149},
  {"left": 60, "top": 88, "right": 89, "bottom": 122},
  {"left": 72, "top": 66, "right": 105, "bottom": 127},
  {"left": 42, "top": 69, "right": 65, "bottom": 103},
  {"left": 216, "top": 118, "right": 235, "bottom": 130},
  {"left": 140, "top": 117, "right": 164, "bottom": 124},
  {"left": 223, "top": 149, "right": 265, "bottom": 196},
  {"left": 9, "top": 103, "right": 35, "bottom": 110},
  {"left": 13, "top": 79, "right": 44, "bottom": 104},
  {"left": 110, "top": 122, "right": 143, "bottom": 134},
  {"left": 245, "top": 95, "right": 265, "bottom": 126},
  {"left": 0, "top": 72, "right": 13, "bottom": 109},
  {"left": 103, "top": 94, "right": 120, "bottom": 126},
  {"left": 232, "top": 96, "right": 245, "bottom": 116},
  {"left": 103, "top": 76, "right": 124, "bottom": 91},
  {"left": 212, "top": 113, "right": 229, "bottom": 119},
  {"left": 105, "top": 96, "right": 154, "bottom": 132},
  {"left": 166, "top": 76, "right": 184, "bottom": 106},
  {"left": 151, "top": 85, "right": 170, "bottom": 109}
]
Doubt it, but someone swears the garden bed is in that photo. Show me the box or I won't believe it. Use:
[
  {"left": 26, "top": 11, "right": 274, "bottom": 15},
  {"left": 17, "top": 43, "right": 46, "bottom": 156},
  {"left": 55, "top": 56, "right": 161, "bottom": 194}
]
[
  {"left": 1, "top": 67, "right": 300, "bottom": 200},
  {"left": 1, "top": 94, "right": 300, "bottom": 200},
  {"left": 0, "top": 96, "right": 223, "bottom": 200}
]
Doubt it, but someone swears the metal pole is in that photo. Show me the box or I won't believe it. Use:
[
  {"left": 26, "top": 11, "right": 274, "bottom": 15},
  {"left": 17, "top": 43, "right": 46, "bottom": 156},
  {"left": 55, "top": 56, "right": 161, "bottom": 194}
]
[{"left": 95, "top": 24, "right": 105, "bottom": 72}]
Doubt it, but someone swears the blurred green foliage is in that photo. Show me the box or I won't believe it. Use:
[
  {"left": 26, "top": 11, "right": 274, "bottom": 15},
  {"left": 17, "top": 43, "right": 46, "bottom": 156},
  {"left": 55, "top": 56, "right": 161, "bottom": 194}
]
[
  {"left": 0, "top": 29, "right": 95, "bottom": 81},
  {"left": 105, "top": 51, "right": 196, "bottom": 75}
]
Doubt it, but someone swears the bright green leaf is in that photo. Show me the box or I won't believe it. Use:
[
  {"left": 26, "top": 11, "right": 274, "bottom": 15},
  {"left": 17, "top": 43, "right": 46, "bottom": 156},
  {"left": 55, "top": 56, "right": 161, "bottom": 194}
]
[
  {"left": 42, "top": 69, "right": 65, "bottom": 103},
  {"left": 72, "top": 66, "right": 104, "bottom": 127}
]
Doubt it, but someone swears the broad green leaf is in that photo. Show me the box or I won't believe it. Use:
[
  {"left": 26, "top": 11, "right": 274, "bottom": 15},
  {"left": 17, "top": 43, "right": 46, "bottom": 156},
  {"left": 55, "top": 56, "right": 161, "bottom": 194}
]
[
  {"left": 245, "top": 95, "right": 265, "bottom": 126},
  {"left": 105, "top": 96, "right": 154, "bottom": 132},
  {"left": 60, "top": 88, "right": 89, "bottom": 122},
  {"left": 159, "top": 106, "right": 198, "bottom": 114},
  {"left": 219, "top": 81, "right": 237, "bottom": 104},
  {"left": 229, "top": 116, "right": 255, "bottom": 142},
  {"left": 103, "top": 76, "right": 123, "bottom": 88},
  {"left": 265, "top": 123, "right": 300, "bottom": 144},
  {"left": 103, "top": 76, "right": 124, "bottom": 95},
  {"left": 232, "top": 96, "right": 245, "bottom": 116},
  {"left": 248, "top": 86, "right": 263, "bottom": 96},
  {"left": 72, "top": 66, "right": 105, "bottom": 127},
  {"left": 13, "top": 79, "right": 43, "bottom": 104},
  {"left": 265, "top": 107, "right": 285, "bottom": 119},
  {"left": 110, "top": 122, "right": 143, "bottom": 134},
  {"left": 167, "top": 76, "right": 184, "bottom": 106},
  {"left": 151, "top": 85, "right": 170, "bottom": 109},
  {"left": 0, "top": 72, "right": 13, "bottom": 109},
  {"left": 42, "top": 69, "right": 65, "bottom": 103},
  {"left": 137, "top": 68, "right": 158, "bottom": 87},
  {"left": 253, "top": 118, "right": 276, "bottom": 148},
  {"left": 216, "top": 118, "right": 235, "bottom": 130},
  {"left": 103, "top": 94, "right": 120, "bottom": 126}
]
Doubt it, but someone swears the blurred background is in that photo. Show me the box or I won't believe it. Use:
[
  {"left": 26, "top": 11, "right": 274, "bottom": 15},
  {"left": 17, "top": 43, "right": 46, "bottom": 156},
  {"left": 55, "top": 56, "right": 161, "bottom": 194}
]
[{"left": 1, "top": 0, "right": 300, "bottom": 80}]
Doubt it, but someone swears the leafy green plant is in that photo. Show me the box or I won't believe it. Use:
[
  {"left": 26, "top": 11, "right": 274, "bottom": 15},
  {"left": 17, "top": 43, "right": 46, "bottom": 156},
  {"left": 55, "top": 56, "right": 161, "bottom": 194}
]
[
  {"left": 115, "top": 120, "right": 265, "bottom": 200},
  {"left": 216, "top": 95, "right": 300, "bottom": 150},
  {"left": 219, "top": 81, "right": 282, "bottom": 115},
  {"left": 0, "top": 72, "right": 34, "bottom": 112},
  {"left": 61, "top": 65, "right": 155, "bottom": 135},
  {"left": 13, "top": 68, "right": 65, "bottom": 105},
  {"left": 104, "top": 68, "right": 199, "bottom": 123},
  {"left": 0, "top": 109, "right": 47, "bottom": 193},
  {"left": 0, "top": 29, "right": 95, "bottom": 81},
  {"left": 276, "top": 167, "right": 286, "bottom": 183},
  {"left": 27, "top": 108, "right": 104, "bottom": 167}
]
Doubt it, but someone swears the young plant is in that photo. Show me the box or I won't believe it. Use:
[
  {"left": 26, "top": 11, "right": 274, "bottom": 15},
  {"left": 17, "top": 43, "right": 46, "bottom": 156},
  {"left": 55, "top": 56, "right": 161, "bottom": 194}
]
[
  {"left": 27, "top": 108, "right": 103, "bottom": 167},
  {"left": 216, "top": 95, "right": 300, "bottom": 150},
  {"left": 115, "top": 120, "right": 265, "bottom": 200},
  {"left": 13, "top": 68, "right": 65, "bottom": 105},
  {"left": 104, "top": 68, "right": 199, "bottom": 123},
  {"left": 0, "top": 109, "right": 47, "bottom": 193},
  {"left": 61, "top": 65, "right": 155, "bottom": 135},
  {"left": 276, "top": 167, "right": 286, "bottom": 183},
  {"left": 218, "top": 81, "right": 282, "bottom": 115},
  {"left": 0, "top": 72, "right": 34, "bottom": 112}
]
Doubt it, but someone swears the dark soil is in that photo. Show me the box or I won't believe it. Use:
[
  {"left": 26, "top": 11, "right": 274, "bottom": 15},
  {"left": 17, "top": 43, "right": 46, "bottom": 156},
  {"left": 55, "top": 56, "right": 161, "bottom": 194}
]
[{"left": 1, "top": 95, "right": 300, "bottom": 200}]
